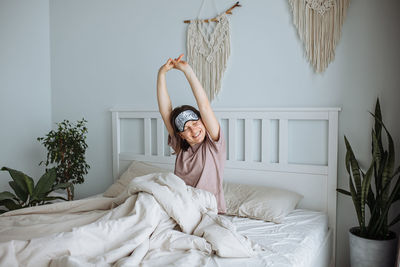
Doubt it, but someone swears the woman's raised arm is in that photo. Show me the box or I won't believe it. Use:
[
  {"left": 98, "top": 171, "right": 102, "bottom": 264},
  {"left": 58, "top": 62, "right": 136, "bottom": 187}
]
[
  {"left": 174, "top": 55, "right": 220, "bottom": 141},
  {"left": 157, "top": 58, "right": 175, "bottom": 137}
]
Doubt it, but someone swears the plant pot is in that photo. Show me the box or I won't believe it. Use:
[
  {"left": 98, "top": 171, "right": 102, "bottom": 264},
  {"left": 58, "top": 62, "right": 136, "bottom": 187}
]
[{"left": 349, "top": 227, "right": 398, "bottom": 267}]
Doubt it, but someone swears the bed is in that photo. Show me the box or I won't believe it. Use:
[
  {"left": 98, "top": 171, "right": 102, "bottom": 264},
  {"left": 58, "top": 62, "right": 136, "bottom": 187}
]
[
  {"left": 0, "top": 107, "right": 339, "bottom": 267},
  {"left": 110, "top": 107, "right": 340, "bottom": 267}
]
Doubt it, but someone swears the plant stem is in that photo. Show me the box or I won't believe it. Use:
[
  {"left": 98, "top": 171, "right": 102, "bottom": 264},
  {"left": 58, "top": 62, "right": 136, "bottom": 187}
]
[{"left": 67, "top": 186, "right": 72, "bottom": 201}]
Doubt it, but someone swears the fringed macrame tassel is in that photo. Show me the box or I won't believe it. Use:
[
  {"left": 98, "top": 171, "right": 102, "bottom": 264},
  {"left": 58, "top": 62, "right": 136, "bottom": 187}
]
[
  {"left": 289, "top": 0, "right": 350, "bottom": 73},
  {"left": 187, "top": 14, "right": 231, "bottom": 101}
]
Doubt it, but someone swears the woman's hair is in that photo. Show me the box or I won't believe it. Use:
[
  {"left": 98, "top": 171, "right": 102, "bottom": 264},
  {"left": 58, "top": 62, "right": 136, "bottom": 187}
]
[{"left": 170, "top": 105, "right": 201, "bottom": 152}]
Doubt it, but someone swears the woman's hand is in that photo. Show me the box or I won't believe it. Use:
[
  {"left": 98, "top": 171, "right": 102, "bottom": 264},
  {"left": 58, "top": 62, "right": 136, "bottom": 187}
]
[
  {"left": 159, "top": 58, "right": 175, "bottom": 75},
  {"left": 172, "top": 54, "right": 191, "bottom": 73},
  {"left": 159, "top": 54, "right": 192, "bottom": 75}
]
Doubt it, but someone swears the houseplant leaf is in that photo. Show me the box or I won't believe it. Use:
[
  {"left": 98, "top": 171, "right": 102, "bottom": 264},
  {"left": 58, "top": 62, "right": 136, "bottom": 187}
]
[
  {"left": 370, "top": 173, "right": 400, "bottom": 238},
  {"left": 371, "top": 113, "right": 395, "bottom": 198},
  {"left": 361, "top": 160, "right": 374, "bottom": 225},
  {"left": 344, "top": 136, "right": 364, "bottom": 228},
  {"left": 381, "top": 129, "right": 395, "bottom": 202},
  {"left": 0, "top": 191, "right": 17, "bottom": 201},
  {"left": 52, "top": 182, "right": 72, "bottom": 191},
  {"left": 389, "top": 213, "right": 400, "bottom": 227},
  {"left": 9, "top": 181, "right": 29, "bottom": 203},
  {"left": 374, "top": 98, "right": 383, "bottom": 148},
  {"left": 1, "top": 167, "right": 34, "bottom": 195},
  {"left": 336, "top": 189, "right": 351, "bottom": 196},
  {"left": 32, "top": 168, "right": 57, "bottom": 199},
  {"left": 371, "top": 129, "right": 381, "bottom": 180},
  {"left": 0, "top": 199, "right": 22, "bottom": 210}
]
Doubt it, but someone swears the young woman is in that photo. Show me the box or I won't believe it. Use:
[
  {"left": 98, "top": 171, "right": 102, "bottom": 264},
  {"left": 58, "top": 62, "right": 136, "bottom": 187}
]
[{"left": 157, "top": 54, "right": 226, "bottom": 214}]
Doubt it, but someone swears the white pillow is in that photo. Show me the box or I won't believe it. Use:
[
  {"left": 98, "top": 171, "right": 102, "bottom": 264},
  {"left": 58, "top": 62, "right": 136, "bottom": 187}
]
[
  {"left": 223, "top": 182, "right": 303, "bottom": 223},
  {"left": 103, "top": 161, "right": 170, "bottom": 197}
]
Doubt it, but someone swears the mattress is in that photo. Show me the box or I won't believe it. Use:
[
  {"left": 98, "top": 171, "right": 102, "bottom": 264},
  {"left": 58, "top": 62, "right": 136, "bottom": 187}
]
[{"left": 207, "top": 209, "right": 328, "bottom": 267}]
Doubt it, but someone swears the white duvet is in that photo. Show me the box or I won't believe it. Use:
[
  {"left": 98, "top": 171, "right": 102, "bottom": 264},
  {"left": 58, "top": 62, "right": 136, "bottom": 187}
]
[{"left": 0, "top": 172, "right": 260, "bottom": 267}]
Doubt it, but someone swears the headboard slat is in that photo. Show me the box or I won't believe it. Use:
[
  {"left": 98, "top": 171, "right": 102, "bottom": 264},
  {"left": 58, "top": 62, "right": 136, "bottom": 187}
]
[
  {"left": 278, "top": 119, "right": 288, "bottom": 164},
  {"left": 244, "top": 119, "right": 252, "bottom": 162},
  {"left": 112, "top": 111, "right": 120, "bottom": 180},
  {"left": 156, "top": 118, "right": 164, "bottom": 157},
  {"left": 228, "top": 118, "right": 236, "bottom": 161},
  {"left": 144, "top": 118, "right": 151, "bottom": 156},
  {"left": 261, "top": 119, "right": 270, "bottom": 163}
]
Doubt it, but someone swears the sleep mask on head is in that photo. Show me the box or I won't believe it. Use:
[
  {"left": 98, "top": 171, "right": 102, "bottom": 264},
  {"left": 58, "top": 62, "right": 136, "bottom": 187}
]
[{"left": 175, "top": 110, "right": 199, "bottom": 132}]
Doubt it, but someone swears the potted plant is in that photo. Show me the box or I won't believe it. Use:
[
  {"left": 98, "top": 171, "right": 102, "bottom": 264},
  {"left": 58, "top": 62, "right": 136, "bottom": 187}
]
[
  {"left": 337, "top": 98, "right": 399, "bottom": 267},
  {"left": 0, "top": 167, "right": 70, "bottom": 213},
  {"left": 37, "top": 119, "right": 90, "bottom": 200}
]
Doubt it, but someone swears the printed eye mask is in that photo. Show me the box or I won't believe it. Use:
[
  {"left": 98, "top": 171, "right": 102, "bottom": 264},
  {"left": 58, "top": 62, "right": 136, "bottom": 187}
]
[{"left": 175, "top": 110, "right": 199, "bottom": 132}]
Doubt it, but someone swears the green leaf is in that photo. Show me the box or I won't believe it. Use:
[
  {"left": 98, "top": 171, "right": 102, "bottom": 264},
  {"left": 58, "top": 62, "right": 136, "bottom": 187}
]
[
  {"left": 9, "top": 181, "right": 28, "bottom": 203},
  {"left": 344, "top": 136, "right": 363, "bottom": 228},
  {"left": 52, "top": 182, "right": 72, "bottom": 191},
  {"left": 374, "top": 98, "right": 382, "bottom": 142},
  {"left": 389, "top": 213, "right": 400, "bottom": 227},
  {"left": 370, "top": 114, "right": 395, "bottom": 198},
  {"left": 361, "top": 160, "right": 374, "bottom": 222},
  {"left": 376, "top": 152, "right": 388, "bottom": 197},
  {"left": 1, "top": 167, "right": 34, "bottom": 195},
  {"left": 0, "top": 191, "right": 17, "bottom": 201},
  {"left": 366, "top": 187, "right": 376, "bottom": 213},
  {"left": 349, "top": 173, "right": 363, "bottom": 228},
  {"left": 392, "top": 165, "right": 400, "bottom": 180},
  {"left": 370, "top": 170, "right": 400, "bottom": 237},
  {"left": 344, "top": 137, "right": 362, "bottom": 195},
  {"left": 389, "top": 174, "right": 400, "bottom": 204},
  {"left": 345, "top": 148, "right": 351, "bottom": 174},
  {"left": 0, "top": 199, "right": 22, "bottom": 211},
  {"left": 372, "top": 130, "right": 381, "bottom": 173},
  {"left": 382, "top": 130, "right": 394, "bottom": 197},
  {"left": 32, "top": 168, "right": 57, "bottom": 198},
  {"left": 337, "top": 189, "right": 351, "bottom": 196}
]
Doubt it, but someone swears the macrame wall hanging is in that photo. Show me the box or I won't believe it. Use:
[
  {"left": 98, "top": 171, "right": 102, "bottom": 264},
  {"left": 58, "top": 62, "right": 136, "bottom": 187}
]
[
  {"left": 184, "top": 1, "right": 241, "bottom": 101},
  {"left": 289, "top": 0, "right": 350, "bottom": 73}
]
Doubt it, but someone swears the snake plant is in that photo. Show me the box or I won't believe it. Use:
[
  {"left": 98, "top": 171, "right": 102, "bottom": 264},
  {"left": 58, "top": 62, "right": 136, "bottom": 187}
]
[
  {"left": 338, "top": 98, "right": 400, "bottom": 240},
  {"left": 0, "top": 167, "right": 71, "bottom": 214}
]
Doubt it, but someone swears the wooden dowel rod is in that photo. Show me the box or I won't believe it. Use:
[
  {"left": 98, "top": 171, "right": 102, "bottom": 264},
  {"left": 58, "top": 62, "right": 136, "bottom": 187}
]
[{"left": 184, "top": 1, "right": 241, "bottom": 24}]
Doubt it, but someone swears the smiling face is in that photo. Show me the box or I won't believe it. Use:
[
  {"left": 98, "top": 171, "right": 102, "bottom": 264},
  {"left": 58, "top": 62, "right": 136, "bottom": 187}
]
[{"left": 178, "top": 119, "right": 206, "bottom": 146}]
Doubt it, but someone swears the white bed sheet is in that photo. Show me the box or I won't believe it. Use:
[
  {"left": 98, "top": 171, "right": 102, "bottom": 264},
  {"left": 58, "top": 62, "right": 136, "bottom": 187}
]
[{"left": 208, "top": 209, "right": 328, "bottom": 267}]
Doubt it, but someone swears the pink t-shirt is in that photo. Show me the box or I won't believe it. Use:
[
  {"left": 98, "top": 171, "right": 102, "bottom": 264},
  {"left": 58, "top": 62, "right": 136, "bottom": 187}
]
[{"left": 168, "top": 130, "right": 226, "bottom": 213}]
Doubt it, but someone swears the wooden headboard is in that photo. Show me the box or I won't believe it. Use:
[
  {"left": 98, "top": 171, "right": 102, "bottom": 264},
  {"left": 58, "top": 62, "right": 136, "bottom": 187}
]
[{"left": 111, "top": 107, "right": 340, "bottom": 261}]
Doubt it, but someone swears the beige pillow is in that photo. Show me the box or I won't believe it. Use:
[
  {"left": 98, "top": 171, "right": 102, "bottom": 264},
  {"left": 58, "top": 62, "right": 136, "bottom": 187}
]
[
  {"left": 223, "top": 182, "right": 303, "bottom": 223},
  {"left": 103, "top": 161, "right": 170, "bottom": 197}
]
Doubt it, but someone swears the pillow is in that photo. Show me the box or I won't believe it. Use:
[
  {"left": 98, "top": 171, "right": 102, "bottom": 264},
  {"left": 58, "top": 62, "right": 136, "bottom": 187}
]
[
  {"left": 103, "top": 161, "right": 170, "bottom": 197},
  {"left": 223, "top": 182, "right": 303, "bottom": 223}
]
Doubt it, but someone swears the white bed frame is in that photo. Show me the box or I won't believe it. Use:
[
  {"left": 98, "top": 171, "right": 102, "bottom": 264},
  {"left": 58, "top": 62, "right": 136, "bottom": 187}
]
[{"left": 111, "top": 107, "right": 340, "bottom": 267}]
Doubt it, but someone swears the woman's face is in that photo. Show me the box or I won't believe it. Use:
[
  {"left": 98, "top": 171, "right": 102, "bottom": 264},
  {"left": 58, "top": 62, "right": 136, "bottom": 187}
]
[{"left": 179, "top": 119, "right": 206, "bottom": 146}]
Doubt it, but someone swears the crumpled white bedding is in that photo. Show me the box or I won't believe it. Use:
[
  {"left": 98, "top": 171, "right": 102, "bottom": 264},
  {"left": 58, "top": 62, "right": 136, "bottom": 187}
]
[
  {"left": 208, "top": 209, "right": 328, "bottom": 267},
  {"left": 0, "top": 172, "right": 260, "bottom": 267}
]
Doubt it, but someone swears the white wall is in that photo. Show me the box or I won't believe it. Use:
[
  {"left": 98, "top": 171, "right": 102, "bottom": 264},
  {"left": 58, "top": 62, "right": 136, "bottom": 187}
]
[
  {"left": 1, "top": 0, "right": 398, "bottom": 266},
  {"left": 0, "top": 1, "right": 51, "bottom": 191}
]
